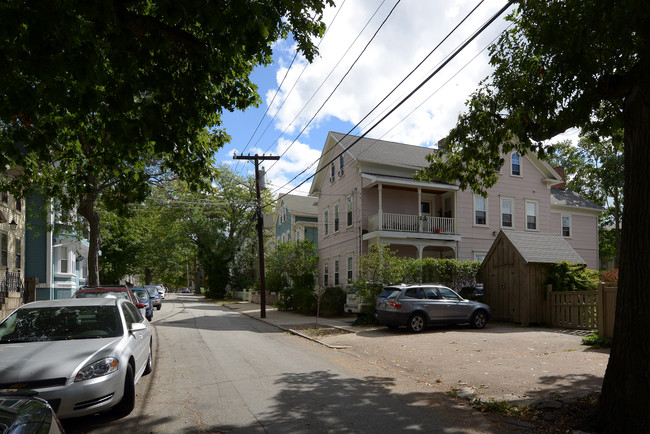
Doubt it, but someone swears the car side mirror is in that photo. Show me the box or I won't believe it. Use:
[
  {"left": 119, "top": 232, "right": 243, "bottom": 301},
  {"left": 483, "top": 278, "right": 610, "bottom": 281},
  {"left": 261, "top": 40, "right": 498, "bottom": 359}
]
[
  {"left": 130, "top": 322, "right": 147, "bottom": 332},
  {"left": 136, "top": 302, "right": 146, "bottom": 309}
]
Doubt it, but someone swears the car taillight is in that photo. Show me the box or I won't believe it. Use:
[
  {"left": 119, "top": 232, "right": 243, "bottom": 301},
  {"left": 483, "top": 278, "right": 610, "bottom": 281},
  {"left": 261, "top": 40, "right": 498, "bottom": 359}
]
[{"left": 389, "top": 301, "right": 401, "bottom": 309}]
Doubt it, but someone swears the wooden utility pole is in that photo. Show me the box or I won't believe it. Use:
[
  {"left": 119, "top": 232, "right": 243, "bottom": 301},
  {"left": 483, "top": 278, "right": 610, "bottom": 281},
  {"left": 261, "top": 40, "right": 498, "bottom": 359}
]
[{"left": 233, "top": 154, "right": 279, "bottom": 318}]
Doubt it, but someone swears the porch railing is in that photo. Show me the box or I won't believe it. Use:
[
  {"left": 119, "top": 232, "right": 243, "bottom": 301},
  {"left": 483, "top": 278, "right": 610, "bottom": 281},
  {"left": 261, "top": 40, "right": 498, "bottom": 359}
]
[
  {"left": 370, "top": 213, "right": 455, "bottom": 234},
  {"left": 1, "top": 269, "right": 25, "bottom": 304}
]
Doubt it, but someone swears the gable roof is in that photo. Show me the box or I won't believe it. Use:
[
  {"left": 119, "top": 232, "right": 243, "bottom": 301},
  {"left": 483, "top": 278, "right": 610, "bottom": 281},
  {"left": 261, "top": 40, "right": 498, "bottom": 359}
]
[
  {"left": 329, "top": 131, "right": 433, "bottom": 169},
  {"left": 280, "top": 194, "right": 318, "bottom": 216},
  {"left": 550, "top": 188, "right": 604, "bottom": 213},
  {"left": 499, "top": 230, "right": 585, "bottom": 264}
]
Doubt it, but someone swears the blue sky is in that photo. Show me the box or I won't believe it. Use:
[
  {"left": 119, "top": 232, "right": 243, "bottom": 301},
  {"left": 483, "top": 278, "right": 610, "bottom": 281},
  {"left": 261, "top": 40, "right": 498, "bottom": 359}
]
[{"left": 214, "top": 0, "right": 580, "bottom": 198}]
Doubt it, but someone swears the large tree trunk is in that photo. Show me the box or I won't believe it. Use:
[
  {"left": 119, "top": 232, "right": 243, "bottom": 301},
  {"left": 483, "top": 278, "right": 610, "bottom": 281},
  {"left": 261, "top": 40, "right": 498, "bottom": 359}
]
[
  {"left": 78, "top": 193, "right": 101, "bottom": 286},
  {"left": 598, "top": 65, "right": 650, "bottom": 431}
]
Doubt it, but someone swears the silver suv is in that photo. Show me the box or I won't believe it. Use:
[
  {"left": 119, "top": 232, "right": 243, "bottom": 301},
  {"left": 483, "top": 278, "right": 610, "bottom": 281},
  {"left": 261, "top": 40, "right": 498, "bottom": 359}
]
[{"left": 375, "top": 284, "right": 491, "bottom": 333}]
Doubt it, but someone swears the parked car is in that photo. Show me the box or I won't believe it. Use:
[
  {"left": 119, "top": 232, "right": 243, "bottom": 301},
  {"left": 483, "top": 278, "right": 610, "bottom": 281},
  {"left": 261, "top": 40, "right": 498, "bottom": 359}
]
[
  {"left": 134, "top": 285, "right": 162, "bottom": 311},
  {"left": 180, "top": 287, "right": 191, "bottom": 294},
  {"left": 0, "top": 298, "right": 153, "bottom": 419},
  {"left": 459, "top": 283, "right": 484, "bottom": 300},
  {"left": 0, "top": 389, "right": 65, "bottom": 433},
  {"left": 375, "top": 284, "right": 491, "bottom": 333},
  {"left": 131, "top": 286, "right": 153, "bottom": 321},
  {"left": 345, "top": 286, "right": 401, "bottom": 314},
  {"left": 73, "top": 285, "right": 147, "bottom": 320},
  {"left": 156, "top": 285, "right": 166, "bottom": 299}
]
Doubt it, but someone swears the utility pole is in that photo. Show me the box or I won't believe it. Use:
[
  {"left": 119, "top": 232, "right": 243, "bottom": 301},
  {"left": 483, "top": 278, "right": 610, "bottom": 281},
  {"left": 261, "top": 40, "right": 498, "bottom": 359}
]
[{"left": 233, "top": 153, "right": 279, "bottom": 318}]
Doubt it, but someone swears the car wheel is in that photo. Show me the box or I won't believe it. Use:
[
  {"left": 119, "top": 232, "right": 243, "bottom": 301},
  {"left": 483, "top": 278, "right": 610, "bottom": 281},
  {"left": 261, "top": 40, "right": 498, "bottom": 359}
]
[
  {"left": 156, "top": 305, "right": 161, "bottom": 310},
  {"left": 113, "top": 363, "right": 135, "bottom": 417},
  {"left": 143, "top": 342, "right": 153, "bottom": 376},
  {"left": 471, "top": 310, "right": 488, "bottom": 329},
  {"left": 146, "top": 314, "right": 153, "bottom": 321},
  {"left": 407, "top": 313, "right": 426, "bottom": 333}
]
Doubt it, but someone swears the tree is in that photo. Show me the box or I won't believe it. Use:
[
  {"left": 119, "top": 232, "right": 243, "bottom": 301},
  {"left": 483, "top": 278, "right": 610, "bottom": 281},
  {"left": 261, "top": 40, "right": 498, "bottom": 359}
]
[
  {"left": 548, "top": 137, "right": 624, "bottom": 268},
  {"left": 0, "top": 0, "right": 332, "bottom": 285},
  {"left": 416, "top": 1, "right": 650, "bottom": 431},
  {"left": 266, "top": 240, "right": 319, "bottom": 312}
]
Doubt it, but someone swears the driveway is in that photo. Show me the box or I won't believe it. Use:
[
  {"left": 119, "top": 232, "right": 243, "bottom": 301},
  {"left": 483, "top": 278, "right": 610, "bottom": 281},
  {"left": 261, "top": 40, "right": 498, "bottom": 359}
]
[{"left": 312, "top": 321, "right": 609, "bottom": 405}]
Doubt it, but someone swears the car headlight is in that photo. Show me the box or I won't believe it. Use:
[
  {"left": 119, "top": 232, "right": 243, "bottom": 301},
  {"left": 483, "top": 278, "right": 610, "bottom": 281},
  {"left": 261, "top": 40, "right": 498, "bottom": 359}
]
[{"left": 75, "top": 358, "right": 119, "bottom": 382}]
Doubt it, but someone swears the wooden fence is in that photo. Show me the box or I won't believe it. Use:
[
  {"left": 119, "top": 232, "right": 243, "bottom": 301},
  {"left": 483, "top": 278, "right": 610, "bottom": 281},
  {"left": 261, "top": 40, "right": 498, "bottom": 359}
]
[{"left": 547, "top": 283, "right": 617, "bottom": 337}]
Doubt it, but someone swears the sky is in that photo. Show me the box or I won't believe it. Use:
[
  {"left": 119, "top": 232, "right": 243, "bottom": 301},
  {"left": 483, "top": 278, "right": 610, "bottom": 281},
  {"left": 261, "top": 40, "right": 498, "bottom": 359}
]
[{"left": 216, "top": 0, "right": 578, "bottom": 199}]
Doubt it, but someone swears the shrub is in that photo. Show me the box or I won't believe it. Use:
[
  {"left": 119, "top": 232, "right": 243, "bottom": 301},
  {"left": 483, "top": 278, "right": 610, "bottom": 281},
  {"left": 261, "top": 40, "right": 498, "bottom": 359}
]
[
  {"left": 318, "top": 286, "right": 346, "bottom": 316},
  {"left": 546, "top": 261, "right": 600, "bottom": 291},
  {"left": 600, "top": 268, "right": 618, "bottom": 286}
]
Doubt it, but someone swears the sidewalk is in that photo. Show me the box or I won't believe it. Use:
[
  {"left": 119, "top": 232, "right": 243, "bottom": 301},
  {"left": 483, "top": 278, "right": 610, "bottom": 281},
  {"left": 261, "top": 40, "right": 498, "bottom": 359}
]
[{"left": 223, "top": 302, "right": 368, "bottom": 344}]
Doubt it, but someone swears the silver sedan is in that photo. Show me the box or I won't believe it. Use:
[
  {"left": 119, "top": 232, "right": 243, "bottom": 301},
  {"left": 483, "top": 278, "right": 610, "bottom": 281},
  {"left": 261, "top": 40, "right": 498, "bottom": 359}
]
[{"left": 0, "top": 297, "right": 153, "bottom": 419}]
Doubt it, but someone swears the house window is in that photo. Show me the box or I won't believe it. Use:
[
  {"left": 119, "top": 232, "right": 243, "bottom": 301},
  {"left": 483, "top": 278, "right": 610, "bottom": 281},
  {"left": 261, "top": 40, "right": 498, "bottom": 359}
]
[
  {"left": 323, "top": 209, "right": 329, "bottom": 236},
  {"left": 15, "top": 198, "right": 21, "bottom": 212},
  {"left": 444, "top": 197, "right": 452, "bottom": 218},
  {"left": 526, "top": 200, "right": 538, "bottom": 230},
  {"left": 339, "top": 154, "right": 345, "bottom": 176},
  {"left": 324, "top": 262, "right": 329, "bottom": 287},
  {"left": 334, "top": 259, "right": 340, "bottom": 286},
  {"left": 58, "top": 246, "right": 69, "bottom": 274},
  {"left": 330, "top": 164, "right": 335, "bottom": 182},
  {"left": 420, "top": 201, "right": 431, "bottom": 215},
  {"left": 346, "top": 196, "right": 353, "bottom": 227},
  {"left": 15, "top": 238, "right": 21, "bottom": 269},
  {"left": 501, "top": 198, "right": 513, "bottom": 228},
  {"left": 334, "top": 203, "right": 340, "bottom": 232},
  {"left": 474, "top": 195, "right": 487, "bottom": 226},
  {"left": 474, "top": 252, "right": 487, "bottom": 262},
  {"left": 562, "top": 215, "right": 571, "bottom": 237},
  {"left": 511, "top": 154, "right": 521, "bottom": 176},
  {"left": 347, "top": 256, "right": 353, "bottom": 282},
  {"left": 1, "top": 192, "right": 7, "bottom": 203},
  {"left": 0, "top": 233, "right": 7, "bottom": 267}
]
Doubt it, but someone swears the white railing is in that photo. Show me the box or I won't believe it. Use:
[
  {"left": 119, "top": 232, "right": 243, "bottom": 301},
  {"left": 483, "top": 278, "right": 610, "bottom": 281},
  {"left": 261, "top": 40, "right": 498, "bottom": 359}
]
[{"left": 373, "top": 213, "right": 455, "bottom": 234}]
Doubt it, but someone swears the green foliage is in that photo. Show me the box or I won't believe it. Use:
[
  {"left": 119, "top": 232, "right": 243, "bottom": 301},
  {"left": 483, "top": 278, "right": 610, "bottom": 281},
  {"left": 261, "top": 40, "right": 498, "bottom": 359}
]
[
  {"left": 318, "top": 287, "right": 347, "bottom": 317},
  {"left": 546, "top": 261, "right": 600, "bottom": 292},
  {"left": 581, "top": 333, "right": 612, "bottom": 349},
  {"left": 600, "top": 269, "right": 618, "bottom": 286},
  {"left": 353, "top": 244, "right": 482, "bottom": 304},
  {"left": 267, "top": 240, "right": 319, "bottom": 312}
]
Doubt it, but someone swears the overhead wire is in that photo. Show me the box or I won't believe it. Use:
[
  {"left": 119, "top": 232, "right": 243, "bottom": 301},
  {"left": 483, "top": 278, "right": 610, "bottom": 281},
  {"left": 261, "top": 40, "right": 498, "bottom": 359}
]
[{"left": 268, "top": 1, "right": 514, "bottom": 205}]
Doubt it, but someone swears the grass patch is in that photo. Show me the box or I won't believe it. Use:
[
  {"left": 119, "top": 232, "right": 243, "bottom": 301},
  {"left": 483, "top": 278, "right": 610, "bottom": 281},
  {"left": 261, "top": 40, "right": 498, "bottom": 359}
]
[{"left": 470, "top": 398, "right": 535, "bottom": 418}]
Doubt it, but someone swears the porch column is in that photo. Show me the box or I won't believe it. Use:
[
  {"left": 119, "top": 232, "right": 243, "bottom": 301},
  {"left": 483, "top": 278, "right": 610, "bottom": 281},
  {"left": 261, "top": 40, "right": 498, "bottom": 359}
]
[
  {"left": 417, "top": 244, "right": 424, "bottom": 259},
  {"left": 418, "top": 187, "right": 422, "bottom": 232},
  {"left": 378, "top": 183, "right": 383, "bottom": 230}
]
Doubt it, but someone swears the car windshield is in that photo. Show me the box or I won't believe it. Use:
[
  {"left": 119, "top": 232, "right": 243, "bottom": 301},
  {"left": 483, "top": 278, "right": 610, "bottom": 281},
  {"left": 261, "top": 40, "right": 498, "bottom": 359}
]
[
  {"left": 132, "top": 289, "right": 149, "bottom": 302},
  {"left": 0, "top": 305, "right": 123, "bottom": 343}
]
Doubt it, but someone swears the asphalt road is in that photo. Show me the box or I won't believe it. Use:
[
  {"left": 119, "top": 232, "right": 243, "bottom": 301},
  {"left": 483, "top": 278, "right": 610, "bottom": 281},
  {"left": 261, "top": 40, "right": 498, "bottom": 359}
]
[{"left": 62, "top": 294, "right": 523, "bottom": 433}]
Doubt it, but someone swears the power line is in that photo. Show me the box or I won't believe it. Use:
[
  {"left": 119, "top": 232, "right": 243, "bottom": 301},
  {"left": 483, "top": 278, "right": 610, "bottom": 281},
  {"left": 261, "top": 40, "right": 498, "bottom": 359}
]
[{"left": 269, "top": 1, "right": 514, "bottom": 205}]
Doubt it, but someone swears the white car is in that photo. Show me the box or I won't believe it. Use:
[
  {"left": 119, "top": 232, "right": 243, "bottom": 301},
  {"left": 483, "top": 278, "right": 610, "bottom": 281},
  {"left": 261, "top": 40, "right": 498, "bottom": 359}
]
[
  {"left": 156, "top": 285, "right": 166, "bottom": 299},
  {"left": 0, "top": 298, "right": 153, "bottom": 419}
]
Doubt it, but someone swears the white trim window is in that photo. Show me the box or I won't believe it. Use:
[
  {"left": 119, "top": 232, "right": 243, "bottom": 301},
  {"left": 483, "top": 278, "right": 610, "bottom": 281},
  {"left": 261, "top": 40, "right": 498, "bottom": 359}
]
[
  {"left": 347, "top": 255, "right": 353, "bottom": 282},
  {"left": 474, "top": 251, "right": 487, "bottom": 262},
  {"left": 57, "top": 245, "right": 69, "bottom": 274},
  {"left": 334, "top": 258, "right": 340, "bottom": 286},
  {"left": 330, "top": 164, "right": 335, "bottom": 182},
  {"left": 511, "top": 153, "right": 521, "bottom": 176},
  {"left": 339, "top": 154, "right": 345, "bottom": 176},
  {"left": 562, "top": 215, "right": 571, "bottom": 237},
  {"left": 501, "top": 197, "right": 514, "bottom": 228},
  {"left": 334, "top": 202, "right": 340, "bottom": 232},
  {"left": 346, "top": 195, "right": 353, "bottom": 227},
  {"left": 323, "top": 262, "right": 329, "bottom": 287},
  {"left": 474, "top": 194, "right": 487, "bottom": 226},
  {"left": 525, "top": 200, "right": 538, "bottom": 230},
  {"left": 323, "top": 209, "right": 329, "bottom": 237}
]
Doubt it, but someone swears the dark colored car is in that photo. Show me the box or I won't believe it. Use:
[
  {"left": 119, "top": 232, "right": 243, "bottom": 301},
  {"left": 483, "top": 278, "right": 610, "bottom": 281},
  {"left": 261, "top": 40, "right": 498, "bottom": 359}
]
[
  {"left": 375, "top": 284, "right": 491, "bottom": 333},
  {"left": 131, "top": 287, "right": 153, "bottom": 321},
  {"left": 134, "top": 285, "right": 162, "bottom": 311},
  {"left": 0, "top": 389, "right": 65, "bottom": 433}
]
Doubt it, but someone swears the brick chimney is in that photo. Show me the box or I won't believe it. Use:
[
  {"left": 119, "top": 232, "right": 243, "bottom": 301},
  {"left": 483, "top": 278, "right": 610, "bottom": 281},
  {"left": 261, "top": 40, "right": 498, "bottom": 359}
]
[{"left": 552, "top": 166, "right": 565, "bottom": 190}]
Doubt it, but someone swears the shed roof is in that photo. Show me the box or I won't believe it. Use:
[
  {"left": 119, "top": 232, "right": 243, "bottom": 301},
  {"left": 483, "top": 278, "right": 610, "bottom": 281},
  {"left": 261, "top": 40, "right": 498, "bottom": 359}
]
[{"left": 501, "top": 231, "right": 585, "bottom": 264}]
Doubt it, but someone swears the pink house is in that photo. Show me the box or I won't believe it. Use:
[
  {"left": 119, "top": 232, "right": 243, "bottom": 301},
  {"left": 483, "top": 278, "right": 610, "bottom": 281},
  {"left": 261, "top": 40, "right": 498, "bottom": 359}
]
[{"left": 308, "top": 132, "right": 602, "bottom": 289}]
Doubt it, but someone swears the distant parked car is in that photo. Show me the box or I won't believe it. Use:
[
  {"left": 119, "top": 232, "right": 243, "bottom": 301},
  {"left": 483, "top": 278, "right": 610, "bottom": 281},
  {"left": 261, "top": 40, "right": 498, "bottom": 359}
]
[
  {"left": 157, "top": 285, "right": 166, "bottom": 299},
  {"left": 0, "top": 298, "right": 153, "bottom": 419},
  {"left": 459, "top": 284, "right": 484, "bottom": 300},
  {"left": 134, "top": 285, "right": 162, "bottom": 310},
  {"left": 345, "top": 286, "right": 401, "bottom": 314},
  {"left": 0, "top": 389, "right": 65, "bottom": 433},
  {"left": 132, "top": 286, "right": 154, "bottom": 321},
  {"left": 73, "top": 285, "right": 147, "bottom": 319},
  {"left": 180, "top": 288, "right": 191, "bottom": 294},
  {"left": 375, "top": 284, "right": 491, "bottom": 333}
]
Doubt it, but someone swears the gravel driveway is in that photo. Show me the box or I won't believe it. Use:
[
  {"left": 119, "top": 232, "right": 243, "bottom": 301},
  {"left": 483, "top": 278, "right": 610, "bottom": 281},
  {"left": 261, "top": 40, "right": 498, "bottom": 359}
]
[{"left": 316, "top": 321, "right": 609, "bottom": 405}]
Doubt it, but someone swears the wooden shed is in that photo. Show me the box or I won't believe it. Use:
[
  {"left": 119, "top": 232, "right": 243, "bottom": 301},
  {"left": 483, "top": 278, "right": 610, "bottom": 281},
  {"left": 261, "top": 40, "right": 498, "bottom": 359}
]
[{"left": 480, "top": 230, "right": 585, "bottom": 325}]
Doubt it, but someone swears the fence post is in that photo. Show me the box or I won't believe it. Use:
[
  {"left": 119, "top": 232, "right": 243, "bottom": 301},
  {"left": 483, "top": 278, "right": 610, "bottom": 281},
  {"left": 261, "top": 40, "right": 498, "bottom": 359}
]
[
  {"left": 597, "top": 282, "right": 604, "bottom": 336},
  {"left": 546, "top": 284, "right": 553, "bottom": 326}
]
